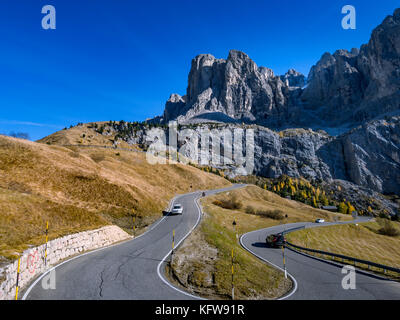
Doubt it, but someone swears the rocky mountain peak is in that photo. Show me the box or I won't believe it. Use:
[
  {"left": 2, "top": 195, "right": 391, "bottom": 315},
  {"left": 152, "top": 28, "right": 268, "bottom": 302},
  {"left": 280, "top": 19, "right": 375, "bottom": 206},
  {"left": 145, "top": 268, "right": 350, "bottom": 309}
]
[
  {"left": 191, "top": 53, "right": 217, "bottom": 68},
  {"left": 159, "top": 8, "right": 400, "bottom": 130},
  {"left": 225, "top": 50, "right": 261, "bottom": 85},
  {"left": 168, "top": 93, "right": 185, "bottom": 103},
  {"left": 259, "top": 67, "right": 275, "bottom": 79},
  {"left": 226, "top": 50, "right": 255, "bottom": 70},
  {"left": 162, "top": 49, "right": 293, "bottom": 124},
  {"left": 280, "top": 69, "right": 306, "bottom": 88},
  {"left": 300, "top": 7, "right": 400, "bottom": 125}
]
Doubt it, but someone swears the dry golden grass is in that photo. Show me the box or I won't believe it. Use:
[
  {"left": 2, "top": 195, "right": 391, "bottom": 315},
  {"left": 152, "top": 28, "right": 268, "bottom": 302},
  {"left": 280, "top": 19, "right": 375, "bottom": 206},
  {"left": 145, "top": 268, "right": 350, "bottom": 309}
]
[
  {"left": 286, "top": 221, "right": 400, "bottom": 269},
  {"left": 0, "top": 188, "right": 105, "bottom": 259},
  {"left": 0, "top": 134, "right": 230, "bottom": 260}
]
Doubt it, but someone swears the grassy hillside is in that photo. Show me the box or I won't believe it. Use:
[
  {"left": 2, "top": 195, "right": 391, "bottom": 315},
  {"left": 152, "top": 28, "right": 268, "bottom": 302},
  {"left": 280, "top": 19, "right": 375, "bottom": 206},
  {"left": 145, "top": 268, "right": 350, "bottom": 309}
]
[
  {"left": 169, "top": 185, "right": 350, "bottom": 299},
  {"left": 0, "top": 134, "right": 230, "bottom": 261},
  {"left": 286, "top": 220, "right": 400, "bottom": 275}
]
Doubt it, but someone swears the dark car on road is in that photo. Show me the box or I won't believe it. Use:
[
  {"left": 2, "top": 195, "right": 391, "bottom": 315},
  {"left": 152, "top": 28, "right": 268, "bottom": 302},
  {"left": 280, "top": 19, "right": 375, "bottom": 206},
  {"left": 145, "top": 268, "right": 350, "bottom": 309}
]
[{"left": 266, "top": 233, "right": 286, "bottom": 248}]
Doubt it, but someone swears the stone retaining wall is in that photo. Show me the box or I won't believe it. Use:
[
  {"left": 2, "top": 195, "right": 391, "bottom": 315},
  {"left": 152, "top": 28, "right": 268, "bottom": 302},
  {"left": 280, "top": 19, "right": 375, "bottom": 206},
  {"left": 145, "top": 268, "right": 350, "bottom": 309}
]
[{"left": 0, "top": 225, "right": 131, "bottom": 300}]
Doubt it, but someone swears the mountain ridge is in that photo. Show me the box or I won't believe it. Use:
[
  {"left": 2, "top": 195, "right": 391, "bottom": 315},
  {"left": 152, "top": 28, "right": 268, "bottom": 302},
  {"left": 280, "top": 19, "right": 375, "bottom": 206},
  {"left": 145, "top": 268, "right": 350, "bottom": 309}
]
[{"left": 158, "top": 8, "right": 400, "bottom": 131}]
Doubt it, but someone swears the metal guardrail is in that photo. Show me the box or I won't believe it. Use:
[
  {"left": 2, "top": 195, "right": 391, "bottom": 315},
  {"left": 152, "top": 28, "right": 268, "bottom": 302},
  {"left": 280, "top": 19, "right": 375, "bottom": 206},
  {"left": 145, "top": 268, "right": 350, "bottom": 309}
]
[
  {"left": 283, "top": 226, "right": 400, "bottom": 275},
  {"left": 281, "top": 226, "right": 306, "bottom": 235}
]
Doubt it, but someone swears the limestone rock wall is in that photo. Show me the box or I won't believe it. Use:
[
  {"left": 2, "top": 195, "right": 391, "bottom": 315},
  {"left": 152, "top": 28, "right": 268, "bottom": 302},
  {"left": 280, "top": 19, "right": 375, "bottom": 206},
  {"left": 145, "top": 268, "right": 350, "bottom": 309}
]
[{"left": 0, "top": 225, "right": 131, "bottom": 300}]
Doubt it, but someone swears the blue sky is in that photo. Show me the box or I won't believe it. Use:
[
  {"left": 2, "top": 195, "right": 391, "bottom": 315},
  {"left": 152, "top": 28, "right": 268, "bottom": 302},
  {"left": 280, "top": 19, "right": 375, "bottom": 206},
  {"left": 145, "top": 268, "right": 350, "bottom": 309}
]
[{"left": 0, "top": 0, "right": 399, "bottom": 140}]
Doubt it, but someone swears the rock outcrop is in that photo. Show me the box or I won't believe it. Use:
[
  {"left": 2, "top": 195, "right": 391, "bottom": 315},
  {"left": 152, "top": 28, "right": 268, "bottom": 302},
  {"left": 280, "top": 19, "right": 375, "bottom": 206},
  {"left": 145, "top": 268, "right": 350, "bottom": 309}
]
[
  {"left": 340, "top": 117, "right": 400, "bottom": 194},
  {"left": 280, "top": 69, "right": 306, "bottom": 88},
  {"left": 163, "top": 50, "right": 296, "bottom": 124}
]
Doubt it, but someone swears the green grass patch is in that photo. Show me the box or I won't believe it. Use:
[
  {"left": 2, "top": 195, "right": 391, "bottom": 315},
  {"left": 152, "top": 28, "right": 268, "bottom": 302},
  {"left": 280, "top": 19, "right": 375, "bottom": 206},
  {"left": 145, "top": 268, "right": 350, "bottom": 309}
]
[
  {"left": 200, "top": 207, "right": 291, "bottom": 299},
  {"left": 286, "top": 221, "right": 400, "bottom": 272}
]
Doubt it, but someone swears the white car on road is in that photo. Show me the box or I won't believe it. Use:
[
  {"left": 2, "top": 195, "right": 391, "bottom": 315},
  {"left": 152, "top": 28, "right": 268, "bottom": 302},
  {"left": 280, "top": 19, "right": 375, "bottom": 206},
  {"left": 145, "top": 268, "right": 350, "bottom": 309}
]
[
  {"left": 315, "top": 218, "right": 325, "bottom": 223},
  {"left": 171, "top": 204, "right": 183, "bottom": 215}
]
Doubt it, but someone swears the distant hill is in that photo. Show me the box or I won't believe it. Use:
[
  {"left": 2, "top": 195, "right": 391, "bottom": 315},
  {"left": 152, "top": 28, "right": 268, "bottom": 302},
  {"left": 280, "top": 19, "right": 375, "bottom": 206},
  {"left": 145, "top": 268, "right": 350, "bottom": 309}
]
[{"left": 37, "top": 122, "right": 138, "bottom": 149}]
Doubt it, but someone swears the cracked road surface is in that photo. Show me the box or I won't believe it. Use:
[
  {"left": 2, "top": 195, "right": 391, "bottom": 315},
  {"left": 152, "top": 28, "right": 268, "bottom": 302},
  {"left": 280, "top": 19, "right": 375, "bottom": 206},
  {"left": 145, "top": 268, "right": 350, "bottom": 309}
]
[{"left": 23, "top": 185, "right": 244, "bottom": 300}]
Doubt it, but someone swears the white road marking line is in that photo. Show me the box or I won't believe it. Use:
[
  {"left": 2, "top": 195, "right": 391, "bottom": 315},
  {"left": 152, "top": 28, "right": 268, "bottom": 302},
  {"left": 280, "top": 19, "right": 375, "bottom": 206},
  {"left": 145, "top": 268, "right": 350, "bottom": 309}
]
[
  {"left": 156, "top": 185, "right": 248, "bottom": 300},
  {"left": 156, "top": 193, "right": 206, "bottom": 300},
  {"left": 239, "top": 232, "right": 298, "bottom": 300}
]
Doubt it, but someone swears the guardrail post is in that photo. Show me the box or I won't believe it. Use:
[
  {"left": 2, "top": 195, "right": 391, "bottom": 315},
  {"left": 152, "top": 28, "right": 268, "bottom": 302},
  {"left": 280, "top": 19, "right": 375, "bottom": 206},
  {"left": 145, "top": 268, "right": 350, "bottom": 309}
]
[
  {"left": 15, "top": 257, "right": 21, "bottom": 300},
  {"left": 282, "top": 245, "right": 287, "bottom": 279},
  {"left": 44, "top": 221, "right": 49, "bottom": 266},
  {"left": 132, "top": 216, "right": 136, "bottom": 237},
  {"left": 231, "top": 248, "right": 235, "bottom": 300},
  {"left": 171, "top": 229, "right": 175, "bottom": 264},
  {"left": 232, "top": 220, "right": 237, "bottom": 240}
]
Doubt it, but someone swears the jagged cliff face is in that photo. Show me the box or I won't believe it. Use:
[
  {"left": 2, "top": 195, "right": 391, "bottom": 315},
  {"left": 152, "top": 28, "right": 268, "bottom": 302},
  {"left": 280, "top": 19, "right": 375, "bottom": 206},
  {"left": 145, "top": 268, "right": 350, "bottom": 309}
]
[
  {"left": 340, "top": 117, "right": 400, "bottom": 193},
  {"left": 110, "top": 116, "right": 400, "bottom": 196},
  {"left": 256, "top": 116, "right": 400, "bottom": 195},
  {"left": 163, "top": 50, "right": 297, "bottom": 124},
  {"left": 358, "top": 9, "right": 400, "bottom": 101},
  {"left": 302, "top": 9, "right": 400, "bottom": 125},
  {"left": 301, "top": 49, "right": 364, "bottom": 118},
  {"left": 162, "top": 8, "right": 400, "bottom": 129}
]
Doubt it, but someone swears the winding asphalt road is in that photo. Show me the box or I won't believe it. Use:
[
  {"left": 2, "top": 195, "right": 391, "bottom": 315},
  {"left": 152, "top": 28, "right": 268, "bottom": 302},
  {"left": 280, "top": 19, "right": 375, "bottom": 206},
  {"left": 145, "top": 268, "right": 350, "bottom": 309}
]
[
  {"left": 22, "top": 184, "right": 245, "bottom": 300},
  {"left": 22, "top": 183, "right": 400, "bottom": 300},
  {"left": 241, "top": 219, "right": 400, "bottom": 300}
]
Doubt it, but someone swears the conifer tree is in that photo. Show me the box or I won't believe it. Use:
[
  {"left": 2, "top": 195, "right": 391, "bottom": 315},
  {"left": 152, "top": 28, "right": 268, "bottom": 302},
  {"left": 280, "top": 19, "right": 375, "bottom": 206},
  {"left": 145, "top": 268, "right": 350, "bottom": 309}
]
[
  {"left": 338, "top": 202, "right": 348, "bottom": 214},
  {"left": 312, "top": 196, "right": 317, "bottom": 208}
]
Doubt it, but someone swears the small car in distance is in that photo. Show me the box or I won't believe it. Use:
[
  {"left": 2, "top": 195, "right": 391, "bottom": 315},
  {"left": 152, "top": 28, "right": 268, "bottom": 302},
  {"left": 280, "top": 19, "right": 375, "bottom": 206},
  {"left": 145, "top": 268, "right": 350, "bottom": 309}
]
[
  {"left": 315, "top": 218, "right": 325, "bottom": 223},
  {"left": 266, "top": 233, "right": 286, "bottom": 248},
  {"left": 171, "top": 204, "right": 183, "bottom": 215}
]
